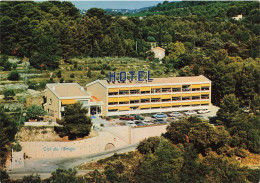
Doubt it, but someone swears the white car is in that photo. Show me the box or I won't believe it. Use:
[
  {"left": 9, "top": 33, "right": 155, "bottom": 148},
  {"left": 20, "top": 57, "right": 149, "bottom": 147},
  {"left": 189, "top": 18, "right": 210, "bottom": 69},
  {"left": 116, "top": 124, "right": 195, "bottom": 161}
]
[
  {"left": 184, "top": 110, "right": 197, "bottom": 116},
  {"left": 143, "top": 120, "right": 153, "bottom": 125},
  {"left": 168, "top": 112, "right": 183, "bottom": 118},
  {"left": 126, "top": 121, "right": 137, "bottom": 127},
  {"left": 197, "top": 109, "right": 210, "bottom": 114}
]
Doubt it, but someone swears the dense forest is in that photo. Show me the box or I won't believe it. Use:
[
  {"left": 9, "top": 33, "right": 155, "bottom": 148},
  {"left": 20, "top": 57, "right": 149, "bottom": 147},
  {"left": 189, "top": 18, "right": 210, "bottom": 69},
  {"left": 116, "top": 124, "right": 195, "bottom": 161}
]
[{"left": 0, "top": 1, "right": 259, "bottom": 107}]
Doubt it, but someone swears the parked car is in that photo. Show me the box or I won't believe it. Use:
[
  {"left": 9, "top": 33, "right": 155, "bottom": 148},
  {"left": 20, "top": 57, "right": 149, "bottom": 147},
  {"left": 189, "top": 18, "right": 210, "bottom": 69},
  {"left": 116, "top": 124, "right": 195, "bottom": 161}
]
[
  {"left": 133, "top": 114, "right": 144, "bottom": 120},
  {"left": 197, "top": 109, "right": 210, "bottom": 114},
  {"left": 143, "top": 120, "right": 153, "bottom": 125},
  {"left": 152, "top": 113, "right": 167, "bottom": 118},
  {"left": 184, "top": 110, "right": 197, "bottom": 116},
  {"left": 135, "top": 121, "right": 147, "bottom": 126},
  {"left": 241, "top": 106, "right": 250, "bottom": 113},
  {"left": 154, "top": 119, "right": 167, "bottom": 124},
  {"left": 127, "top": 121, "right": 137, "bottom": 127},
  {"left": 167, "top": 112, "right": 183, "bottom": 118},
  {"left": 120, "top": 115, "right": 134, "bottom": 120}
]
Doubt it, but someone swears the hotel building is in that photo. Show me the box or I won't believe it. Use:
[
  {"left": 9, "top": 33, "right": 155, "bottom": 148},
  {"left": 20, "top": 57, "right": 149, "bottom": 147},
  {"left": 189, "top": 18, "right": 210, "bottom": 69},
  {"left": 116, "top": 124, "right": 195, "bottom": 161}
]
[
  {"left": 85, "top": 75, "right": 211, "bottom": 116},
  {"left": 43, "top": 83, "right": 103, "bottom": 121}
]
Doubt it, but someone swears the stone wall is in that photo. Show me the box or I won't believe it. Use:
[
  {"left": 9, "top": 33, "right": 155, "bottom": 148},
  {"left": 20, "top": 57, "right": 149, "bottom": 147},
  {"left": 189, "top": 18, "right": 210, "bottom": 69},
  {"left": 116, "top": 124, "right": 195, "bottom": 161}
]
[{"left": 20, "top": 125, "right": 167, "bottom": 159}]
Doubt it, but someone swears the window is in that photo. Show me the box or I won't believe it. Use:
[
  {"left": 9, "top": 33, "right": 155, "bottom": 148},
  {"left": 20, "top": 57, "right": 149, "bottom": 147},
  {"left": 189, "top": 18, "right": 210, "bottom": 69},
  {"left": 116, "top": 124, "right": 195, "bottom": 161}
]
[
  {"left": 141, "top": 99, "right": 150, "bottom": 103},
  {"left": 172, "top": 97, "right": 181, "bottom": 101},
  {"left": 108, "top": 92, "right": 118, "bottom": 95},
  {"left": 182, "top": 96, "right": 191, "bottom": 100},
  {"left": 49, "top": 99, "right": 52, "bottom": 105},
  {"left": 192, "top": 96, "right": 200, "bottom": 100},
  {"left": 109, "top": 102, "right": 118, "bottom": 105}
]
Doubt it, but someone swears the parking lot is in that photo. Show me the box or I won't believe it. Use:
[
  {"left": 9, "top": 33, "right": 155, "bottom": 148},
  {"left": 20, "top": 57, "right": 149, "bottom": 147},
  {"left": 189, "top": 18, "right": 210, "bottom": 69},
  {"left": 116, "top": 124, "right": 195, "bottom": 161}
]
[{"left": 97, "top": 105, "right": 220, "bottom": 128}]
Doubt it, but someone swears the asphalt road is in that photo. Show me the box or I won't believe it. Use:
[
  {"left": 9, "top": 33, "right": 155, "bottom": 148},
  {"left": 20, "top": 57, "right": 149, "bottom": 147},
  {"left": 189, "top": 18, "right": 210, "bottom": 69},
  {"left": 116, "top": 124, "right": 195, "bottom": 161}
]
[{"left": 8, "top": 143, "right": 138, "bottom": 179}]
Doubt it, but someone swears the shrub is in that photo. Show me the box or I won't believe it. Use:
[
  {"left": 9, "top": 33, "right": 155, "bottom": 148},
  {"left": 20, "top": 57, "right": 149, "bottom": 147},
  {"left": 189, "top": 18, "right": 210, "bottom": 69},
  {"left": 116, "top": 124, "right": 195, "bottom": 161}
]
[
  {"left": 70, "top": 73, "right": 75, "bottom": 78},
  {"left": 8, "top": 70, "right": 20, "bottom": 80},
  {"left": 3, "top": 89, "right": 15, "bottom": 100}
]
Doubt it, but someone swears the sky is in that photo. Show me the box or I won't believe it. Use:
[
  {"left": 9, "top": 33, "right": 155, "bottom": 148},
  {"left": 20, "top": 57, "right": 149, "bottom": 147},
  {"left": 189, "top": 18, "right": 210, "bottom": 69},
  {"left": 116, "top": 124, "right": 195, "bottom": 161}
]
[{"left": 72, "top": 1, "right": 165, "bottom": 10}]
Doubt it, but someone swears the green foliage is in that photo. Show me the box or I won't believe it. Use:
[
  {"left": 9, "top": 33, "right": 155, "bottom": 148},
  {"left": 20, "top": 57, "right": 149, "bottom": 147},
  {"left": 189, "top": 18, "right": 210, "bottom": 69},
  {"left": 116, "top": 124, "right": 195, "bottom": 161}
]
[
  {"left": 0, "top": 169, "right": 10, "bottom": 183},
  {"left": 164, "top": 116, "right": 231, "bottom": 155},
  {"left": 0, "top": 106, "right": 17, "bottom": 165},
  {"left": 49, "top": 168, "right": 83, "bottom": 183},
  {"left": 26, "top": 105, "right": 46, "bottom": 121},
  {"left": 70, "top": 73, "right": 75, "bottom": 78},
  {"left": 55, "top": 102, "right": 92, "bottom": 140},
  {"left": 3, "top": 61, "right": 12, "bottom": 71},
  {"left": 3, "top": 89, "right": 15, "bottom": 100},
  {"left": 57, "top": 70, "right": 62, "bottom": 78},
  {"left": 87, "top": 69, "right": 92, "bottom": 78},
  {"left": 22, "top": 174, "right": 41, "bottom": 183},
  {"left": 8, "top": 70, "right": 20, "bottom": 80},
  {"left": 137, "top": 136, "right": 161, "bottom": 154}
]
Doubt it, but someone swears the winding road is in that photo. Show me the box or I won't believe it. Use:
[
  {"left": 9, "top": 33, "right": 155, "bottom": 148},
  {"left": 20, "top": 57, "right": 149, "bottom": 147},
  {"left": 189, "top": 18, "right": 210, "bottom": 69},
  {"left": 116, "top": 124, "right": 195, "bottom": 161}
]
[{"left": 8, "top": 143, "right": 138, "bottom": 179}]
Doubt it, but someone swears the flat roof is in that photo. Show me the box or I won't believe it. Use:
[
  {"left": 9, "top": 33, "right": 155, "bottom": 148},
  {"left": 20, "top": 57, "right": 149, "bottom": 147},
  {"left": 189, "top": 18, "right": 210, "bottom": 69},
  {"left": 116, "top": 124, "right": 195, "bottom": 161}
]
[
  {"left": 46, "top": 83, "right": 90, "bottom": 98},
  {"left": 97, "top": 75, "right": 211, "bottom": 88}
]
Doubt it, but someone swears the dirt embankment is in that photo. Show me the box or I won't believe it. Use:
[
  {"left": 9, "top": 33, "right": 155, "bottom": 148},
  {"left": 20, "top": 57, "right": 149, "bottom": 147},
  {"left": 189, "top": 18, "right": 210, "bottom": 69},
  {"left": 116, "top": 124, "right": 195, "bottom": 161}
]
[{"left": 18, "top": 127, "right": 97, "bottom": 142}]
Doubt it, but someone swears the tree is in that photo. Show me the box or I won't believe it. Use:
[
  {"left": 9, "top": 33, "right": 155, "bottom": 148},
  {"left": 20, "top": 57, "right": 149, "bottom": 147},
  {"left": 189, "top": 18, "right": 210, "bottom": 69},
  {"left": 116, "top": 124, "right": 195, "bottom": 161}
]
[
  {"left": 8, "top": 70, "right": 20, "bottom": 80},
  {"left": 30, "top": 35, "right": 60, "bottom": 69},
  {"left": 0, "top": 106, "right": 17, "bottom": 165},
  {"left": 26, "top": 105, "right": 46, "bottom": 121},
  {"left": 57, "top": 70, "right": 62, "bottom": 78},
  {"left": 55, "top": 102, "right": 92, "bottom": 140},
  {"left": 3, "top": 89, "right": 15, "bottom": 100},
  {"left": 167, "top": 41, "right": 186, "bottom": 61},
  {"left": 3, "top": 61, "right": 12, "bottom": 71},
  {"left": 217, "top": 94, "right": 240, "bottom": 127},
  {"left": 137, "top": 136, "right": 162, "bottom": 154},
  {"left": 0, "top": 169, "right": 10, "bottom": 183},
  {"left": 87, "top": 69, "right": 92, "bottom": 78},
  {"left": 49, "top": 168, "right": 81, "bottom": 183},
  {"left": 22, "top": 174, "right": 41, "bottom": 183}
]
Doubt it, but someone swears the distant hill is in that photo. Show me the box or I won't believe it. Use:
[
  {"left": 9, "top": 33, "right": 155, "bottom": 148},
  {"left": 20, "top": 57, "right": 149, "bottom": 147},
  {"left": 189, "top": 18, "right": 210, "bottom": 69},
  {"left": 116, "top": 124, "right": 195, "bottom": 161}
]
[{"left": 79, "top": 6, "right": 152, "bottom": 16}]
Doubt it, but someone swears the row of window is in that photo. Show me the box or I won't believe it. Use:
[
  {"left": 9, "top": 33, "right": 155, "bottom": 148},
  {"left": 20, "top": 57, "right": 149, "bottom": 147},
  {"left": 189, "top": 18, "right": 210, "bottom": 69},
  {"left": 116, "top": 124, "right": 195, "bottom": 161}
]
[
  {"left": 108, "top": 86, "right": 210, "bottom": 96},
  {"left": 108, "top": 103, "right": 209, "bottom": 112},
  {"left": 108, "top": 95, "right": 209, "bottom": 105}
]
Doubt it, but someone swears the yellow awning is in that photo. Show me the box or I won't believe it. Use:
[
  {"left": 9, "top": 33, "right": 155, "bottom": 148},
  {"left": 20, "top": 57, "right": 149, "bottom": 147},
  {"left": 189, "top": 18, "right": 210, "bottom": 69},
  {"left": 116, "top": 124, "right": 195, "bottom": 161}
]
[
  {"left": 162, "top": 86, "right": 172, "bottom": 88},
  {"left": 108, "top": 107, "right": 118, "bottom": 110},
  {"left": 161, "top": 103, "right": 172, "bottom": 107},
  {"left": 182, "top": 102, "right": 191, "bottom": 105},
  {"left": 108, "top": 88, "right": 119, "bottom": 92},
  {"left": 151, "top": 86, "right": 162, "bottom": 89},
  {"left": 140, "top": 105, "right": 151, "bottom": 108},
  {"left": 108, "top": 98, "right": 118, "bottom": 103},
  {"left": 182, "top": 93, "right": 191, "bottom": 97},
  {"left": 130, "top": 87, "right": 140, "bottom": 90},
  {"left": 151, "top": 104, "right": 161, "bottom": 107},
  {"left": 192, "top": 101, "right": 201, "bottom": 105},
  {"left": 61, "top": 99, "right": 76, "bottom": 105},
  {"left": 192, "top": 84, "right": 201, "bottom": 88},
  {"left": 119, "top": 97, "right": 129, "bottom": 102},
  {"left": 172, "top": 103, "right": 182, "bottom": 106},
  {"left": 172, "top": 94, "right": 181, "bottom": 97},
  {"left": 201, "top": 101, "right": 210, "bottom": 104},
  {"left": 201, "top": 92, "right": 210, "bottom": 95},
  {"left": 119, "top": 106, "right": 130, "bottom": 111},
  {"left": 140, "top": 87, "right": 151, "bottom": 91},
  {"left": 172, "top": 85, "right": 182, "bottom": 88},
  {"left": 201, "top": 84, "right": 210, "bottom": 87},
  {"left": 119, "top": 88, "right": 129, "bottom": 90},
  {"left": 141, "top": 96, "right": 150, "bottom": 99},
  {"left": 130, "top": 96, "right": 140, "bottom": 100},
  {"left": 161, "top": 95, "right": 171, "bottom": 99},
  {"left": 192, "top": 93, "right": 201, "bottom": 96},
  {"left": 151, "top": 95, "right": 161, "bottom": 98}
]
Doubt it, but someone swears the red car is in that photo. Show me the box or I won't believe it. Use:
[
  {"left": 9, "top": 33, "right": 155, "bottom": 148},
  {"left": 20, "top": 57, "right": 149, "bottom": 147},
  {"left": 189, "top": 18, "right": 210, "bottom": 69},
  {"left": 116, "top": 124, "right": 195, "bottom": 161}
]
[{"left": 120, "top": 115, "right": 134, "bottom": 120}]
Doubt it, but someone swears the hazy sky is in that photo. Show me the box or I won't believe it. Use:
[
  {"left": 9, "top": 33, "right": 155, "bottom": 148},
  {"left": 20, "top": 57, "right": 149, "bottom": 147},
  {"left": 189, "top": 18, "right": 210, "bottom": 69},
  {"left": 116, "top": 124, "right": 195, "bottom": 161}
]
[{"left": 72, "top": 1, "right": 164, "bottom": 10}]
